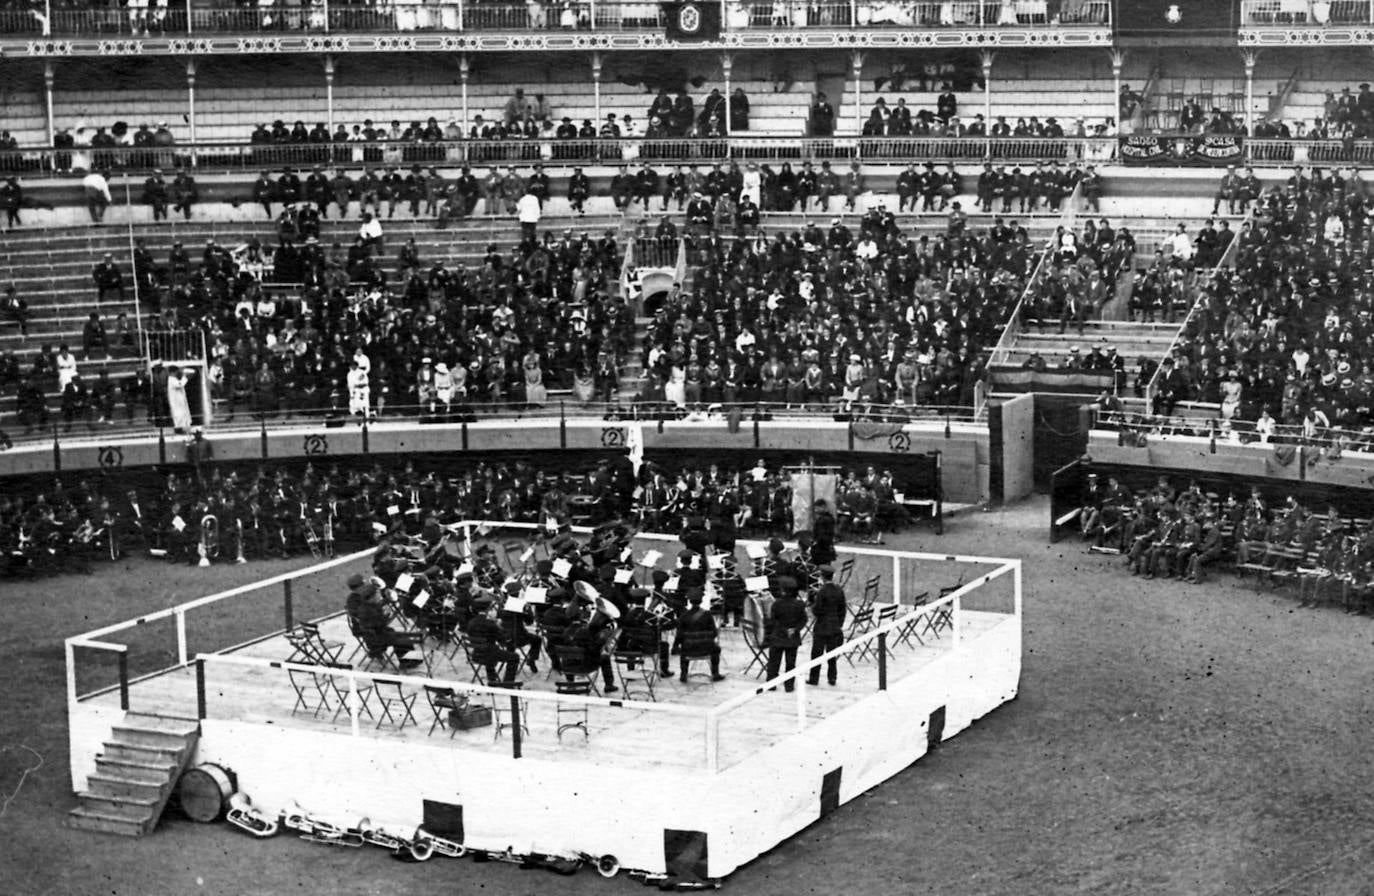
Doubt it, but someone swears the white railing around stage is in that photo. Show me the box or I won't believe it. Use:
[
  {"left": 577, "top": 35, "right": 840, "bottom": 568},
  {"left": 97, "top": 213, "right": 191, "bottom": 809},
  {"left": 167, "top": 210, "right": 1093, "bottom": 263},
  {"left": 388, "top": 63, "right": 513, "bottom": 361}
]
[{"left": 66, "top": 522, "right": 1020, "bottom": 780}]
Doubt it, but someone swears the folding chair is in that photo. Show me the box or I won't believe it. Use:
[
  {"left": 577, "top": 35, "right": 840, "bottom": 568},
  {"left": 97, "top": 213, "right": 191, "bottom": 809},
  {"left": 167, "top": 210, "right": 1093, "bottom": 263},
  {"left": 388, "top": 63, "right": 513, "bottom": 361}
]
[
  {"left": 678, "top": 631, "right": 719, "bottom": 683},
  {"left": 295, "top": 621, "right": 344, "bottom": 665},
  {"left": 424, "top": 685, "right": 464, "bottom": 737},
  {"left": 613, "top": 649, "right": 658, "bottom": 701},
  {"left": 288, "top": 668, "right": 326, "bottom": 716},
  {"left": 842, "top": 607, "right": 874, "bottom": 668},
  {"left": 893, "top": 591, "right": 930, "bottom": 647},
  {"left": 373, "top": 678, "right": 419, "bottom": 731},
  {"left": 868, "top": 604, "right": 899, "bottom": 660},
  {"left": 739, "top": 617, "right": 768, "bottom": 678},
  {"left": 854, "top": 575, "right": 881, "bottom": 613},
  {"left": 835, "top": 557, "right": 856, "bottom": 588},
  {"left": 555, "top": 679, "right": 592, "bottom": 741},
  {"left": 917, "top": 586, "right": 958, "bottom": 641},
  {"left": 490, "top": 681, "right": 529, "bottom": 740},
  {"left": 323, "top": 663, "right": 375, "bottom": 723},
  {"left": 458, "top": 633, "right": 494, "bottom": 684}
]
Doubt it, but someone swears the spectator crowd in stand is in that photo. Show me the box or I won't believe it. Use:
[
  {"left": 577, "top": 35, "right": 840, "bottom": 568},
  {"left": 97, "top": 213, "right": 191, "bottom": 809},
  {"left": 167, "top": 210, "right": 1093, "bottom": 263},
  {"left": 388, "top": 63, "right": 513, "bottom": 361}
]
[
  {"left": 0, "top": 455, "right": 919, "bottom": 579},
  {"left": 1145, "top": 165, "right": 1374, "bottom": 435}
]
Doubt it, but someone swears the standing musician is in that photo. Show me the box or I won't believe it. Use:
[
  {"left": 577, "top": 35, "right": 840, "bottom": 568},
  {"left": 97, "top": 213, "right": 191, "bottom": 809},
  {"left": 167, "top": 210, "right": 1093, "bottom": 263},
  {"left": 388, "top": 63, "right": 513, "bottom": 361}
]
[
  {"left": 764, "top": 577, "right": 807, "bottom": 692},
  {"left": 806, "top": 565, "right": 846, "bottom": 686}
]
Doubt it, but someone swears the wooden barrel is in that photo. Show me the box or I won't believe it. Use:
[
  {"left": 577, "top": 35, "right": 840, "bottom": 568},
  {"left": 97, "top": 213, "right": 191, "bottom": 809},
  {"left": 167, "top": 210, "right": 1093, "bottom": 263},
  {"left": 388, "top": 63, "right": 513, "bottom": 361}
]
[{"left": 178, "top": 763, "right": 234, "bottom": 823}]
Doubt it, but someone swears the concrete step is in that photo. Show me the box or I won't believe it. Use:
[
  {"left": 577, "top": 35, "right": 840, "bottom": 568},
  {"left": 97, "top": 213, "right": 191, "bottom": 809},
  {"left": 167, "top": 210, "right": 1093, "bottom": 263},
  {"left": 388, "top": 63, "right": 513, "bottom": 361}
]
[
  {"left": 102, "top": 738, "right": 188, "bottom": 764},
  {"left": 76, "top": 790, "right": 161, "bottom": 816},
  {"left": 67, "top": 805, "right": 154, "bottom": 837},
  {"left": 86, "top": 773, "right": 172, "bottom": 802},
  {"left": 94, "top": 755, "right": 180, "bottom": 781}
]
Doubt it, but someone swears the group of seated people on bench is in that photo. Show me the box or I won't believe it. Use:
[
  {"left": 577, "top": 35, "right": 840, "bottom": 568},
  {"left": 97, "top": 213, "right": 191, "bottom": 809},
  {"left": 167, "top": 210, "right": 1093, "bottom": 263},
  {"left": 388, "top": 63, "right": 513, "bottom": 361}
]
[{"left": 1076, "top": 472, "right": 1374, "bottom": 614}]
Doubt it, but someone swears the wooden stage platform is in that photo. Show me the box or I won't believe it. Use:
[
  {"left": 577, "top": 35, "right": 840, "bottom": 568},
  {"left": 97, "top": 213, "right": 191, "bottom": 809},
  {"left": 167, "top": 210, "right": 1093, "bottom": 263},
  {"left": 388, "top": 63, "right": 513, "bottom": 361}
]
[
  {"left": 88, "top": 609, "right": 1007, "bottom": 773},
  {"left": 67, "top": 536, "right": 1022, "bottom": 882}
]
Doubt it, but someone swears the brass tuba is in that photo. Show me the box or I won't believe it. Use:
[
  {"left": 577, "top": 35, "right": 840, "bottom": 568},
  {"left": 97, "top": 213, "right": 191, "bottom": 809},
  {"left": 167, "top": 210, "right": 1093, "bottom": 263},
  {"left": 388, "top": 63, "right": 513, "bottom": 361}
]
[
  {"left": 198, "top": 513, "right": 220, "bottom": 567},
  {"left": 226, "top": 791, "right": 279, "bottom": 838}
]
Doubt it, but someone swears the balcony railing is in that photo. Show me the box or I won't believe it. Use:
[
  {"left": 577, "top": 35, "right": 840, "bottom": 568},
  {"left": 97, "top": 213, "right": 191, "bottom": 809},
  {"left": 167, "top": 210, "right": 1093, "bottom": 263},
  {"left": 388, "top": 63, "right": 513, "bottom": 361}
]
[
  {"left": 1240, "top": 0, "right": 1374, "bottom": 26},
  {"left": 0, "top": 136, "right": 1120, "bottom": 178},
  {"left": 0, "top": 0, "right": 1108, "bottom": 37}
]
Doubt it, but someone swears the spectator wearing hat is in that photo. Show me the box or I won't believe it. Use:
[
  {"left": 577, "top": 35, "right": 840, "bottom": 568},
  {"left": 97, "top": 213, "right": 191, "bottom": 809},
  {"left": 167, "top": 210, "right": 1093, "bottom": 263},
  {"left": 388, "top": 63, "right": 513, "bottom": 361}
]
[
  {"left": 142, "top": 168, "right": 169, "bottom": 221},
  {"left": 171, "top": 168, "right": 199, "bottom": 221}
]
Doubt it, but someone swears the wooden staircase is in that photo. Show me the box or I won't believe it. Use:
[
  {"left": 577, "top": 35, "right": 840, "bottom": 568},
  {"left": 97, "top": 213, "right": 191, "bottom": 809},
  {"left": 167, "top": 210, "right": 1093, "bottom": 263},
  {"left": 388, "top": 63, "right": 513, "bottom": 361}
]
[{"left": 68, "top": 712, "right": 200, "bottom": 837}]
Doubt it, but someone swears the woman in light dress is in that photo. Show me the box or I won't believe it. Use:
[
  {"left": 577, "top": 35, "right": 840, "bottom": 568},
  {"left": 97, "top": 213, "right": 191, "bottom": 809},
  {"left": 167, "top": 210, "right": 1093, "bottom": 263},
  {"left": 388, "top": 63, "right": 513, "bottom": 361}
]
[
  {"left": 664, "top": 362, "right": 687, "bottom": 408},
  {"left": 167, "top": 365, "right": 192, "bottom": 433},
  {"left": 523, "top": 350, "right": 548, "bottom": 406}
]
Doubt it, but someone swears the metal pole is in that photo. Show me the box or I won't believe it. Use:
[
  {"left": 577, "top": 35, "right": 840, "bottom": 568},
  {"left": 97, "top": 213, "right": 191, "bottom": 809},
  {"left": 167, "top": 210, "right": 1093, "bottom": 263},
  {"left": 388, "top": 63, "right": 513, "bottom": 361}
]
[
  {"left": 122, "top": 175, "right": 148, "bottom": 355},
  {"left": 284, "top": 578, "right": 295, "bottom": 629},
  {"left": 186, "top": 0, "right": 193, "bottom": 33},
  {"left": 195, "top": 658, "right": 206, "bottom": 718},
  {"left": 118, "top": 651, "right": 130, "bottom": 710},
  {"left": 43, "top": 0, "right": 51, "bottom": 36},
  {"left": 722, "top": 52, "right": 732, "bottom": 138},
  {"left": 877, "top": 632, "right": 887, "bottom": 689},
  {"left": 510, "top": 693, "right": 523, "bottom": 758},
  {"left": 1243, "top": 50, "right": 1257, "bottom": 136}
]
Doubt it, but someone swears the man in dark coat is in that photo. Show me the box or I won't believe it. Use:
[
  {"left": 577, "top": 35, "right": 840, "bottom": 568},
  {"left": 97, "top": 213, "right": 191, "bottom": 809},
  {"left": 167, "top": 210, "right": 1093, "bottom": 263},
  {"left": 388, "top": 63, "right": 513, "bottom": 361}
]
[
  {"left": 764, "top": 581, "right": 807, "bottom": 691},
  {"left": 807, "top": 565, "right": 846, "bottom": 686}
]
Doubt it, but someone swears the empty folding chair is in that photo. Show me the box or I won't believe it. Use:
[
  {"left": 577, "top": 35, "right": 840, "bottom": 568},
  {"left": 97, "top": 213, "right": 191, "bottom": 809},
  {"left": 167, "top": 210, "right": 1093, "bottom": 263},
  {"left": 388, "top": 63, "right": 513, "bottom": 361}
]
[
  {"left": 613, "top": 650, "right": 658, "bottom": 701},
  {"left": 324, "top": 663, "right": 375, "bottom": 723},
  {"left": 555, "top": 679, "right": 592, "bottom": 742},
  {"left": 373, "top": 678, "right": 419, "bottom": 730},
  {"left": 288, "top": 668, "right": 326, "bottom": 716},
  {"left": 489, "top": 681, "right": 529, "bottom": 741},
  {"left": 739, "top": 617, "right": 768, "bottom": 678},
  {"left": 842, "top": 606, "right": 875, "bottom": 668},
  {"left": 893, "top": 591, "right": 931, "bottom": 647}
]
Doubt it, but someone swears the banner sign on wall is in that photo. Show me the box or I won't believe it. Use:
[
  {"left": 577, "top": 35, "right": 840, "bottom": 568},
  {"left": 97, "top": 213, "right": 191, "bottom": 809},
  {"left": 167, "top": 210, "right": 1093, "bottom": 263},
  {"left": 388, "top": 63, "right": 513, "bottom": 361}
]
[{"left": 1119, "top": 135, "right": 1244, "bottom": 167}]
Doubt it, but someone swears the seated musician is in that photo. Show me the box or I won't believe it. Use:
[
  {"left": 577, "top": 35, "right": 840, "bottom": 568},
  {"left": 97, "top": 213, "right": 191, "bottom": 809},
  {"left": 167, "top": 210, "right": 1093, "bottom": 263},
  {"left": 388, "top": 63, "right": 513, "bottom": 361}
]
[
  {"left": 561, "top": 592, "right": 619, "bottom": 693},
  {"left": 345, "top": 574, "right": 423, "bottom": 668},
  {"left": 165, "top": 500, "right": 194, "bottom": 564},
  {"left": 498, "top": 581, "right": 543, "bottom": 673},
  {"left": 466, "top": 594, "right": 520, "bottom": 683},
  {"left": 537, "top": 588, "right": 578, "bottom": 673},
  {"left": 620, "top": 586, "right": 674, "bottom": 676},
  {"left": 673, "top": 548, "right": 708, "bottom": 593},
  {"left": 1184, "top": 510, "right": 1224, "bottom": 585},
  {"left": 673, "top": 588, "right": 725, "bottom": 682}
]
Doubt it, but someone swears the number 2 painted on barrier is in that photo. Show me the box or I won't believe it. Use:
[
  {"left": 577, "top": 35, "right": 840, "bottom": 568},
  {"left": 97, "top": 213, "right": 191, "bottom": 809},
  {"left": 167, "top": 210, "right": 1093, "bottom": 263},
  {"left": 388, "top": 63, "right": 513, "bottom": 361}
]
[
  {"left": 601, "top": 428, "right": 625, "bottom": 448},
  {"left": 303, "top": 434, "right": 329, "bottom": 456}
]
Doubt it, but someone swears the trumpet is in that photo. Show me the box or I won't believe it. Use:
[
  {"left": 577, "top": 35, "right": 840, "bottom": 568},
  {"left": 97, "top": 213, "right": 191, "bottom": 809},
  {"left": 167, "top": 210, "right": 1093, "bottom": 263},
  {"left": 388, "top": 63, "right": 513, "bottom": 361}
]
[
  {"left": 226, "top": 792, "right": 279, "bottom": 838},
  {"left": 198, "top": 513, "right": 220, "bottom": 568}
]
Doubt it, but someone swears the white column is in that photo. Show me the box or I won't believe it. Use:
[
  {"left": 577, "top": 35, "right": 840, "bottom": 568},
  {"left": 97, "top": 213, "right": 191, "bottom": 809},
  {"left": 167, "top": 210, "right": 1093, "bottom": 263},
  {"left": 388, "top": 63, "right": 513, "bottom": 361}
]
[
  {"left": 981, "top": 49, "right": 993, "bottom": 134},
  {"left": 43, "top": 61, "right": 56, "bottom": 147},
  {"left": 1110, "top": 48, "right": 1125, "bottom": 129},
  {"left": 186, "top": 59, "right": 198, "bottom": 151},
  {"left": 460, "top": 54, "right": 471, "bottom": 134},
  {"left": 1242, "top": 49, "right": 1258, "bottom": 136},
  {"left": 722, "top": 52, "right": 733, "bottom": 137},
  {"left": 850, "top": 51, "right": 863, "bottom": 134},
  {"left": 324, "top": 54, "right": 336, "bottom": 135},
  {"left": 591, "top": 52, "right": 602, "bottom": 125}
]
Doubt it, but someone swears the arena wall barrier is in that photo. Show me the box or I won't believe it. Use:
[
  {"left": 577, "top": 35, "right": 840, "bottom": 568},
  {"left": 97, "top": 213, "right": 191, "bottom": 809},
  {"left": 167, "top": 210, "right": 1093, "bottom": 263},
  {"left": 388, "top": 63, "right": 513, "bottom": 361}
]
[{"left": 2, "top": 417, "right": 992, "bottom": 504}]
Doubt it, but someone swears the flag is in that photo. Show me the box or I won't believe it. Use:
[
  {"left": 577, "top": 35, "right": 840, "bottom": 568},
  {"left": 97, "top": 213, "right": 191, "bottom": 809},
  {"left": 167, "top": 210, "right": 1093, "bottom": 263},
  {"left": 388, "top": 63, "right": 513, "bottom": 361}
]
[{"left": 666, "top": 1, "right": 721, "bottom": 41}]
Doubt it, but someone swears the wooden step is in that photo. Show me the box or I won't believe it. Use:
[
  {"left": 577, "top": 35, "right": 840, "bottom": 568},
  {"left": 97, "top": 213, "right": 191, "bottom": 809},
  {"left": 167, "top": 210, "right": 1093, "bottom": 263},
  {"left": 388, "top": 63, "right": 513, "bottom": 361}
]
[
  {"left": 121, "top": 713, "right": 201, "bottom": 735},
  {"left": 67, "top": 805, "right": 154, "bottom": 837},
  {"left": 110, "top": 725, "right": 197, "bottom": 750}
]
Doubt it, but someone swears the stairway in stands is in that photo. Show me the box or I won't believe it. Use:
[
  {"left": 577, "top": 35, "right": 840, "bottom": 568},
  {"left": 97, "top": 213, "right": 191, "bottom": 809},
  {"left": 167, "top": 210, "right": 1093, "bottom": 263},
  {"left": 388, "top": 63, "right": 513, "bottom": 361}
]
[{"left": 68, "top": 712, "right": 200, "bottom": 837}]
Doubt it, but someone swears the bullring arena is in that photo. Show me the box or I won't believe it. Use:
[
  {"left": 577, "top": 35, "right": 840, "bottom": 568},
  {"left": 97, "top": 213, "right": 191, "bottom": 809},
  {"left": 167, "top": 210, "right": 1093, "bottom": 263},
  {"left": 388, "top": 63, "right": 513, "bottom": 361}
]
[{"left": 2, "top": 1, "right": 1374, "bottom": 892}]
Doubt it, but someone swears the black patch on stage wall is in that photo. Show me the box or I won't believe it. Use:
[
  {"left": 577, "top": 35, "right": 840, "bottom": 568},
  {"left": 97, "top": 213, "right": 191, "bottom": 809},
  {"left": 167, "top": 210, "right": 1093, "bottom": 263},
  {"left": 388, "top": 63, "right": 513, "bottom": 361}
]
[
  {"left": 664, "top": 829, "right": 709, "bottom": 881},
  {"left": 820, "top": 767, "right": 843, "bottom": 818},
  {"left": 928, "top": 705, "right": 946, "bottom": 749},
  {"left": 421, "top": 799, "right": 463, "bottom": 842}
]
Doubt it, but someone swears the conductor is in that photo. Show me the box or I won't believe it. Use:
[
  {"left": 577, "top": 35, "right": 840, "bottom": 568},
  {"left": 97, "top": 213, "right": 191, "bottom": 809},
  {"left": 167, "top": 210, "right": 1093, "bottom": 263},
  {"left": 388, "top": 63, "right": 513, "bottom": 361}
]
[{"left": 764, "top": 578, "right": 807, "bottom": 692}]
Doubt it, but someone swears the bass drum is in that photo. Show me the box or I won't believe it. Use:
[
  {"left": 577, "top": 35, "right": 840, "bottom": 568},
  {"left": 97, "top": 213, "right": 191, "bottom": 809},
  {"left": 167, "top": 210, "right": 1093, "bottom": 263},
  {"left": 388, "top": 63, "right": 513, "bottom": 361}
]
[{"left": 178, "top": 763, "right": 235, "bottom": 823}]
